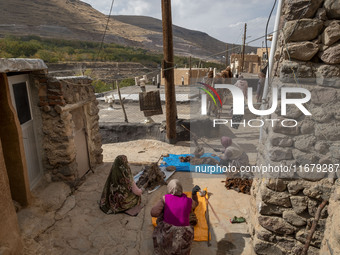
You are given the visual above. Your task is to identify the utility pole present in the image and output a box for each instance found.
[161,0,177,143]
[116,80,128,123]
[241,23,247,73]
[225,44,229,67]
[189,55,192,84]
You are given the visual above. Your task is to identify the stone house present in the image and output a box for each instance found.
[161,68,208,86]
[0,58,102,254]
[230,53,261,74]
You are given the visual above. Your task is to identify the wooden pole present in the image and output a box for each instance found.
[189,56,192,84]
[161,0,177,143]
[301,200,328,255]
[241,23,247,73]
[225,44,229,67]
[116,80,128,123]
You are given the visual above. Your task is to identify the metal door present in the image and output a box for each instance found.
[71,107,90,177]
[8,74,42,189]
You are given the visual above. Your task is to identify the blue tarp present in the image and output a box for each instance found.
[160,153,223,174]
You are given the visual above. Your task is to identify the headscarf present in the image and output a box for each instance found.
[99,155,140,214]
[221,136,232,148]
[167,179,183,196]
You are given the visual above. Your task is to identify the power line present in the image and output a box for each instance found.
[265,0,277,80]
[200,29,280,61]
[96,0,115,61]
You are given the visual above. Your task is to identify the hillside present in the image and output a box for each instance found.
[114,15,258,58]
[0,0,257,59]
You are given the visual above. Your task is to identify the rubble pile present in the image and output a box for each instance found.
[224,178,253,195]
[136,163,166,191]
[179,156,191,162]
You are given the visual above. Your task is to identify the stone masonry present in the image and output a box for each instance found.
[249,0,340,254]
[32,74,103,185]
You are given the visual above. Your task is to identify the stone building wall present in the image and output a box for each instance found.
[32,74,103,185]
[250,0,340,254]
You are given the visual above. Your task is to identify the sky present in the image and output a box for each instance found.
[82,0,278,47]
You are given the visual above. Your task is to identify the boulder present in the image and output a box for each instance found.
[314,141,330,155]
[296,229,324,248]
[293,241,321,255]
[308,198,328,218]
[256,224,276,242]
[270,134,294,147]
[273,120,300,136]
[315,8,327,21]
[303,179,334,200]
[324,0,340,19]
[287,180,307,195]
[290,196,308,214]
[330,143,340,159]
[322,21,340,46]
[284,0,324,20]
[319,154,333,165]
[294,135,317,152]
[319,43,340,65]
[284,19,323,42]
[283,104,304,119]
[310,107,333,123]
[253,237,284,255]
[258,201,287,216]
[292,149,319,165]
[285,42,319,61]
[260,186,292,208]
[276,236,297,252]
[269,147,293,161]
[258,215,296,235]
[265,178,287,192]
[315,123,340,141]
[280,61,314,84]
[315,64,340,87]
[300,120,315,135]
[311,88,337,105]
[283,210,307,227]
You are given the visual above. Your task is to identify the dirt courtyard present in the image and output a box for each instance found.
[20,143,255,255]
[19,84,261,254]
[20,128,259,254]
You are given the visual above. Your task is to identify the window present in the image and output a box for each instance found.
[12,82,32,124]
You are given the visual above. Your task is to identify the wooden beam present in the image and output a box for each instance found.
[161,0,177,143]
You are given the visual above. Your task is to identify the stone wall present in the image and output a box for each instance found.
[33,74,103,185]
[250,0,340,254]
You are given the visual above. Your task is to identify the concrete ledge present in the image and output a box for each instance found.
[0,58,47,73]
[99,118,236,144]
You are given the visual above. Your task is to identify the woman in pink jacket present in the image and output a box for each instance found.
[151,179,200,255]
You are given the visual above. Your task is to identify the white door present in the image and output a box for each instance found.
[71,107,90,177]
[8,74,42,190]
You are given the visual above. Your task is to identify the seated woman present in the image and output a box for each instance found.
[99,155,143,215]
[151,179,200,255]
[219,136,249,168]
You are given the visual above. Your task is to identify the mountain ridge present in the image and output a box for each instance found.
[0,0,258,60]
